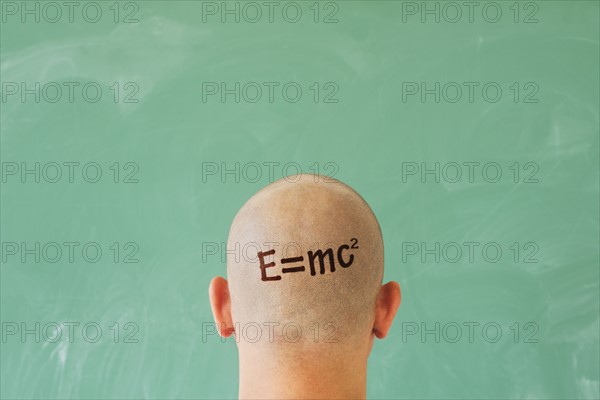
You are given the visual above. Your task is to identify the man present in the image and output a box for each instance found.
[209,174,401,399]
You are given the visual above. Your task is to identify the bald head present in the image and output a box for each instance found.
[226,174,384,348]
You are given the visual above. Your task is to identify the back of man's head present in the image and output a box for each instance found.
[225,174,385,352]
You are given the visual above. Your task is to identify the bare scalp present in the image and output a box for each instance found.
[227,174,384,348]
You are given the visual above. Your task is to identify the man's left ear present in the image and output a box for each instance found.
[208,276,235,337]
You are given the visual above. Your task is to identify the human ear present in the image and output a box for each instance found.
[208,276,235,338]
[372,281,401,339]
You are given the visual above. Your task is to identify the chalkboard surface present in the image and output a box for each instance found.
[1,1,598,399]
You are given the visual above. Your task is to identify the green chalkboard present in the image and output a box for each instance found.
[1,1,598,399]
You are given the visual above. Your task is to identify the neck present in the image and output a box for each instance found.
[238,346,368,399]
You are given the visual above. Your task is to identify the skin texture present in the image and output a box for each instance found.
[209,174,401,399]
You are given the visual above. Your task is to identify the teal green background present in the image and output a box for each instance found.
[1,1,599,399]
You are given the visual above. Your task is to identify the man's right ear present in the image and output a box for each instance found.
[372,281,401,339]
[208,276,235,338]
